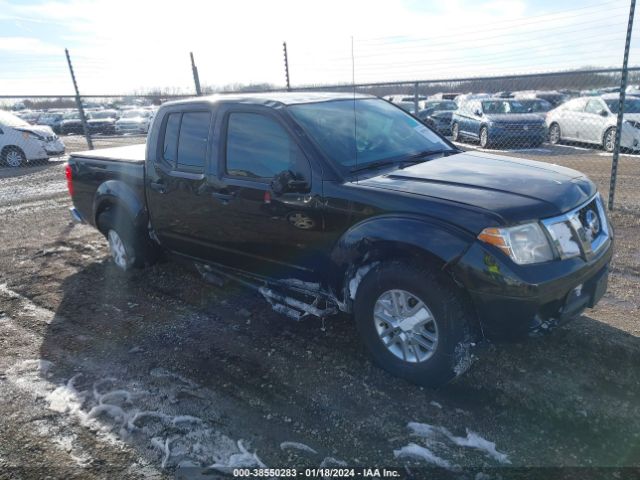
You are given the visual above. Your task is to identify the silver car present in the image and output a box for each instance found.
[546,94,640,152]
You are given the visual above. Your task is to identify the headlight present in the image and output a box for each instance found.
[478,222,554,265]
[625,120,640,130]
[29,133,45,141]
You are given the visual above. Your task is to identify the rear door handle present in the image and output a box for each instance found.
[211,191,236,204]
[149,181,166,194]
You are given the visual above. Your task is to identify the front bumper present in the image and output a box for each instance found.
[453,234,613,340]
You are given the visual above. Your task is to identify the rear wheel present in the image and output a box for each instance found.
[2,147,26,168]
[98,209,158,271]
[451,122,460,142]
[549,123,562,144]
[354,261,474,387]
[603,127,616,153]
[479,126,491,148]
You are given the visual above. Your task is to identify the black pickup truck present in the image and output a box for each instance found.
[66,92,613,387]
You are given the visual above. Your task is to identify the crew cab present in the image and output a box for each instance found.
[66,93,613,387]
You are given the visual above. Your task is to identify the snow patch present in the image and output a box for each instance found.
[207,440,267,473]
[280,441,318,455]
[393,443,454,470]
[348,262,379,300]
[447,430,511,464]
[407,422,510,464]
[320,457,348,467]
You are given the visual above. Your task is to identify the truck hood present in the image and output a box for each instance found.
[357,150,596,224]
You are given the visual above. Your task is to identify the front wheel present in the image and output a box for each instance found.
[354,261,474,387]
[479,126,491,149]
[549,123,562,145]
[603,127,616,153]
[2,147,26,168]
[451,122,461,142]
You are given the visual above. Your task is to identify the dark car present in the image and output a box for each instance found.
[66,92,612,387]
[87,110,118,135]
[59,112,84,135]
[452,98,548,148]
[417,100,458,135]
[38,112,65,133]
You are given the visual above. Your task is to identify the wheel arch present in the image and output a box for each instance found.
[93,180,148,233]
[328,215,475,313]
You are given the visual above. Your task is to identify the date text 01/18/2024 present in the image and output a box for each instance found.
[232,468,402,477]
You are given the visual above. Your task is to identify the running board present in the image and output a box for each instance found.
[194,262,338,321]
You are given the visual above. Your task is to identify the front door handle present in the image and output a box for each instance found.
[149,181,166,194]
[211,191,236,204]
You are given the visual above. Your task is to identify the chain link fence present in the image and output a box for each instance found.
[2,68,638,211]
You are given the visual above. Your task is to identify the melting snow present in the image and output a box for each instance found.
[407,422,510,465]
[280,441,318,455]
[393,443,454,470]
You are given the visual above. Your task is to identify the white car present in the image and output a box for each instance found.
[0,110,65,167]
[546,94,640,152]
[115,109,152,134]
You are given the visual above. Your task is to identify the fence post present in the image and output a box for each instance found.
[64,48,93,150]
[608,0,636,210]
[190,52,202,96]
[414,82,419,115]
[283,42,291,91]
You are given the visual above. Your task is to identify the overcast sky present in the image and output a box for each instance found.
[0,0,637,95]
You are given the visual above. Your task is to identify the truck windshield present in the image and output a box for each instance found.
[288,98,451,170]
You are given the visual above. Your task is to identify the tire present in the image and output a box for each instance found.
[354,261,474,388]
[603,127,616,153]
[479,126,490,149]
[97,209,158,271]
[549,123,562,145]
[1,146,26,168]
[451,122,460,142]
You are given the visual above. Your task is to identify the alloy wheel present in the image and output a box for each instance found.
[373,289,439,363]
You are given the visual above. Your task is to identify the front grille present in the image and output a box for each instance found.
[542,195,610,260]
[499,124,543,131]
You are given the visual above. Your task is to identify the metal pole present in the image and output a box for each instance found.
[64,48,93,150]
[414,82,420,115]
[190,52,202,96]
[283,42,291,91]
[608,0,636,210]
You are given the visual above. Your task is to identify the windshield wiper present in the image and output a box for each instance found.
[349,149,459,173]
[349,159,400,173]
[404,148,459,161]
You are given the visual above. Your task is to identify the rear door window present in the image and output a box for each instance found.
[177,112,211,170]
[585,99,604,114]
[162,113,181,165]
[160,111,211,172]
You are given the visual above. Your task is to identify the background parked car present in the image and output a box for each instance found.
[38,112,65,133]
[451,98,547,148]
[417,100,458,135]
[546,94,640,152]
[59,112,84,135]
[87,109,119,135]
[0,110,65,167]
[514,90,567,107]
[513,98,554,119]
[115,109,152,134]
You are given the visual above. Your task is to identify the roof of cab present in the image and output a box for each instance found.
[163,91,376,108]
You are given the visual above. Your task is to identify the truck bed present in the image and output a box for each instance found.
[70,143,146,164]
[68,143,146,227]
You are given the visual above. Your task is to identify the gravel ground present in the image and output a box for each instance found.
[0,141,639,479]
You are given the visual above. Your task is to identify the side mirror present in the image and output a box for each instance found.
[599,109,608,117]
[474,109,483,116]
[271,170,309,195]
